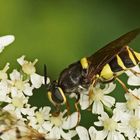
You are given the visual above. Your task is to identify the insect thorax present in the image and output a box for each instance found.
[58,59,92,94]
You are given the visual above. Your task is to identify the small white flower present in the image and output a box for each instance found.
[9,69,34,96]
[0,35,15,53]
[28,108,78,139]
[16,56,46,89]
[17,55,50,89]
[115,88,140,116]
[17,55,38,75]
[94,112,125,140]
[125,65,140,86]
[28,106,51,130]
[3,89,29,119]
[119,107,140,139]
[80,83,116,114]
[47,111,77,140]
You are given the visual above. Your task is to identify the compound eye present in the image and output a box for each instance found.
[50,87,66,104]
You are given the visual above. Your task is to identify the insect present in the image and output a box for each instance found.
[0,110,48,140]
[44,28,140,116]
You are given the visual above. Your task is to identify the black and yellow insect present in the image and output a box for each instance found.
[44,28,140,115]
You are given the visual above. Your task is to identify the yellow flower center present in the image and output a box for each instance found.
[12,97,24,108]
[129,116,140,129]
[50,115,63,127]
[126,96,139,110]
[104,118,118,131]
[22,63,36,75]
[36,112,44,124]
[14,80,24,90]
[92,89,103,101]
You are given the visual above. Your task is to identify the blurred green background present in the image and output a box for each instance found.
[0,0,140,134]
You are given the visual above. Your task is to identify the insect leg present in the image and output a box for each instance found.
[66,100,71,116]
[129,68,140,76]
[116,77,140,100]
[51,104,61,117]
[115,77,129,93]
[74,93,80,125]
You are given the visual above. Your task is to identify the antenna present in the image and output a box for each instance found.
[44,64,51,90]
[44,64,47,85]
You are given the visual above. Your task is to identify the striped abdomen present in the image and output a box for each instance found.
[100,46,140,80]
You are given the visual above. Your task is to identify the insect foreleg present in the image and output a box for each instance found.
[66,100,70,116]
[74,92,80,125]
[51,104,61,117]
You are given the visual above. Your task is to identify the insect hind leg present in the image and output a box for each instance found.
[116,77,140,100]
[129,68,140,76]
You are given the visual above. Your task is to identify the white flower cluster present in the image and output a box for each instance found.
[0,35,78,140]
[0,35,140,140]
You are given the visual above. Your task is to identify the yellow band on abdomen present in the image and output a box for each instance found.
[116,55,126,69]
[134,51,140,62]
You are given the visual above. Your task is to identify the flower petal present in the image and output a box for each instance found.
[60,129,77,140]
[0,35,15,53]
[80,94,91,110]
[23,83,33,96]
[125,66,140,86]
[43,121,53,131]
[102,95,115,107]
[10,69,20,81]
[127,75,140,86]
[107,131,125,140]
[30,73,44,88]
[49,126,61,139]
[62,112,79,130]
[17,55,25,65]
[89,127,106,140]
[102,83,116,95]
[92,101,104,114]
[76,126,90,140]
